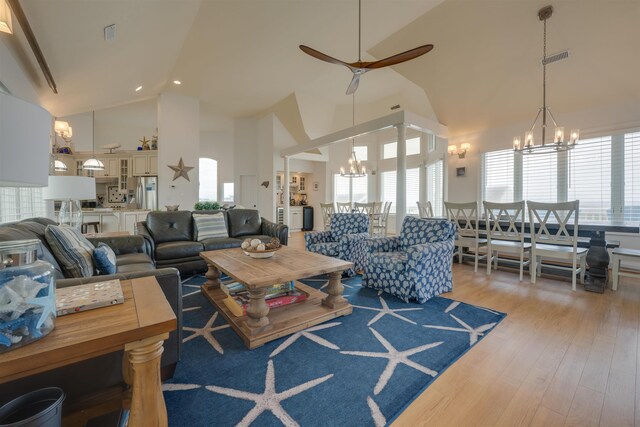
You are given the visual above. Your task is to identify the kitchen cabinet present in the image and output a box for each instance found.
[290,207,303,231]
[121,211,149,235]
[100,213,120,233]
[118,158,130,192]
[132,154,157,176]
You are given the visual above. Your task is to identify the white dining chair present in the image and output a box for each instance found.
[528,200,587,291]
[320,203,335,231]
[372,202,392,237]
[484,200,531,281]
[417,201,434,218]
[611,248,640,291]
[336,202,352,213]
[445,201,488,272]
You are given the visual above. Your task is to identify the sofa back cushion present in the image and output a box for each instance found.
[399,217,456,251]
[329,213,369,241]
[146,211,193,243]
[226,209,261,237]
[193,213,228,241]
[45,225,95,278]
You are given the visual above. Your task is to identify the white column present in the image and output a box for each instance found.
[396,124,407,234]
[283,156,290,234]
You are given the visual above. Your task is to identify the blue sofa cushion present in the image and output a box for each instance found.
[93,242,117,275]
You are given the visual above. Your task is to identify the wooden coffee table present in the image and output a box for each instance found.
[200,246,353,349]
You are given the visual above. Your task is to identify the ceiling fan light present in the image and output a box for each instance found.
[83,157,105,171]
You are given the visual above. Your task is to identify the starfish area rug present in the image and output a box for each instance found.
[164,274,505,426]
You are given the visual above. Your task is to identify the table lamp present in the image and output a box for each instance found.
[43,176,96,229]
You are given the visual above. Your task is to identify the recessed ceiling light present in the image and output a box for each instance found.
[135,86,142,92]
[173,80,181,85]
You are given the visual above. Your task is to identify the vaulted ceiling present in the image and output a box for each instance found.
[7,0,640,138]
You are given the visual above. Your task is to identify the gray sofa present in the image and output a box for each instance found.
[138,209,288,277]
[0,218,182,410]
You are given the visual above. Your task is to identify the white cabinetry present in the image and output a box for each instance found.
[290,207,303,231]
[120,211,149,235]
[132,154,157,176]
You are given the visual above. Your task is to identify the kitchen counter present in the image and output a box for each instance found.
[54,209,151,235]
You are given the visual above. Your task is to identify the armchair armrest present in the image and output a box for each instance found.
[406,240,455,263]
[136,221,155,259]
[260,217,289,245]
[366,236,400,253]
[305,230,332,247]
[87,235,147,256]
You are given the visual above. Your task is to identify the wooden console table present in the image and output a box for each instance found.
[0,276,176,426]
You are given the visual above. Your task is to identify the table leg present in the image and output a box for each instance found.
[322,271,348,309]
[123,335,168,427]
[204,263,222,291]
[584,230,609,294]
[244,287,271,336]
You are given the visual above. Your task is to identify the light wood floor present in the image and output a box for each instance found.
[289,232,640,426]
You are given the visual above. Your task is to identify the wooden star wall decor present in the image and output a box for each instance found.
[168,158,194,181]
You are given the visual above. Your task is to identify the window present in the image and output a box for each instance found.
[333,174,367,203]
[567,136,611,221]
[522,152,557,203]
[381,169,421,215]
[0,188,48,224]
[481,149,514,203]
[382,137,421,159]
[625,132,640,222]
[222,182,234,202]
[198,158,217,201]
[427,160,444,216]
[353,146,367,161]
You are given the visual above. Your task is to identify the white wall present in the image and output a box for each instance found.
[0,38,40,105]
[157,92,199,209]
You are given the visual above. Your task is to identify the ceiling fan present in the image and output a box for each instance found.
[299,0,433,95]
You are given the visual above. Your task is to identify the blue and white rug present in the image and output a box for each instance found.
[164,274,505,426]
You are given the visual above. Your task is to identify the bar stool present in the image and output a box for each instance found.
[81,221,100,234]
[611,248,640,291]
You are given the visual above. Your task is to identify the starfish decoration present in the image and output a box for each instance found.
[163,383,201,392]
[183,311,230,354]
[27,280,56,328]
[270,322,341,357]
[206,359,333,426]
[319,281,354,290]
[0,276,47,320]
[367,396,386,427]
[182,284,201,298]
[341,327,442,395]
[423,314,497,346]
[352,296,423,327]
[168,157,194,182]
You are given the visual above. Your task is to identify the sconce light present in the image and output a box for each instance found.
[448,143,471,159]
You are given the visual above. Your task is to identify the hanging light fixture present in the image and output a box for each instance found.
[82,111,105,171]
[340,94,366,178]
[53,160,67,172]
[513,5,579,154]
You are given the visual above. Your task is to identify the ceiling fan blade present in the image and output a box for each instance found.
[346,74,360,95]
[366,44,434,69]
[299,45,354,69]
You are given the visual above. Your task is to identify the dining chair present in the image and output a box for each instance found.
[336,202,352,213]
[354,202,375,235]
[528,200,587,291]
[319,202,335,231]
[611,248,640,291]
[484,200,531,281]
[445,201,488,272]
[372,202,392,237]
[417,201,434,218]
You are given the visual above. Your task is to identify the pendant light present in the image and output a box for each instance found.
[83,111,105,171]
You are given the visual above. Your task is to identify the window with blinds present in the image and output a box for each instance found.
[334,174,350,203]
[381,171,397,213]
[334,174,367,203]
[567,136,611,221]
[427,160,444,216]
[625,132,640,222]
[351,175,368,203]
[406,168,420,214]
[0,188,48,224]
[522,152,557,203]
[381,137,421,159]
[481,149,514,203]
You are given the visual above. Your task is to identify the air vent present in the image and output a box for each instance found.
[542,50,570,65]
[104,24,116,41]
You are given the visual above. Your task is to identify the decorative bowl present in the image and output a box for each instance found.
[243,247,279,259]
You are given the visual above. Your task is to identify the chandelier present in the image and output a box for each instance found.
[513,5,579,154]
[340,94,366,178]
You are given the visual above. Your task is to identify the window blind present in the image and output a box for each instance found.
[427,160,444,216]
[351,175,368,203]
[481,149,514,203]
[0,187,47,224]
[625,132,640,222]
[334,174,367,203]
[406,168,420,214]
[522,152,557,203]
[566,136,612,221]
[381,171,397,213]
[334,174,350,203]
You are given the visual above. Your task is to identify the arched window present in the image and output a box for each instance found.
[199,157,218,201]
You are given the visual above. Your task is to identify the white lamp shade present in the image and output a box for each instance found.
[53,160,68,172]
[0,92,51,187]
[82,157,105,171]
[43,176,96,200]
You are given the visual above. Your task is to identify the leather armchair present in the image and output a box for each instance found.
[363,217,456,303]
[305,213,369,276]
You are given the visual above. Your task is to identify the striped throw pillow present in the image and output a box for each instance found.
[44,225,95,278]
[194,213,228,241]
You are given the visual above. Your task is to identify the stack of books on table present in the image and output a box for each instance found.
[221,281,307,317]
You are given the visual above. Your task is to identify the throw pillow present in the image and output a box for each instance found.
[44,225,95,278]
[194,213,228,241]
[93,243,117,275]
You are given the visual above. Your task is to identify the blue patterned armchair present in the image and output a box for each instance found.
[363,217,456,303]
[305,213,370,276]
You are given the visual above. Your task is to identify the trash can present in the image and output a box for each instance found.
[0,388,64,427]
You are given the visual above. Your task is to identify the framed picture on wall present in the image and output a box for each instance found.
[456,167,466,177]
[313,181,319,191]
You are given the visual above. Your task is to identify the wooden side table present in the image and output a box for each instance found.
[0,276,176,426]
